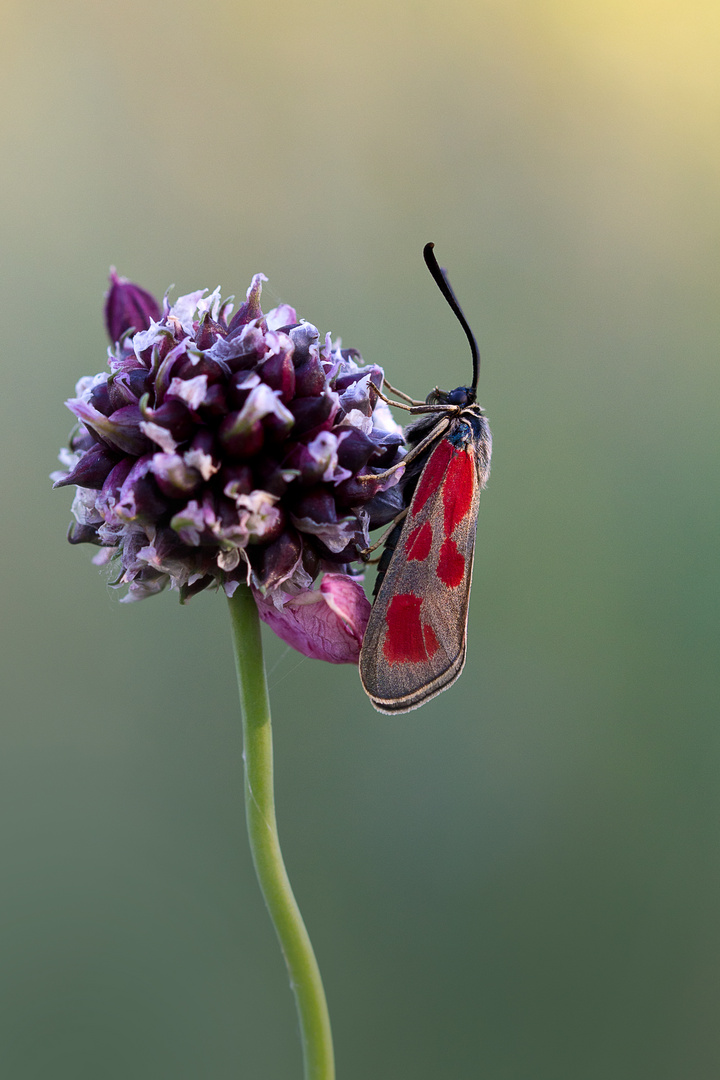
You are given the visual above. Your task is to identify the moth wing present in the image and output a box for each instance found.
[360,436,482,714]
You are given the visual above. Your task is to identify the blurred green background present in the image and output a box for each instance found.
[2,0,719,1076]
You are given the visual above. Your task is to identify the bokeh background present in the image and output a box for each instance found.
[2,1,719,1076]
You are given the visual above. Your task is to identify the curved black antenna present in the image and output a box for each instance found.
[423,242,480,395]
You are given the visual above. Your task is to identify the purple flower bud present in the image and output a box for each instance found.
[152,340,192,405]
[362,482,406,528]
[335,427,379,473]
[123,368,151,400]
[228,371,261,409]
[221,381,295,456]
[335,460,406,508]
[179,574,216,603]
[141,399,195,444]
[291,512,363,560]
[53,445,120,490]
[333,363,384,395]
[283,430,349,486]
[209,325,266,372]
[107,372,145,411]
[248,502,285,546]
[121,566,167,601]
[312,538,360,564]
[293,488,337,525]
[88,380,114,416]
[252,459,295,497]
[294,353,327,397]
[301,544,321,580]
[227,273,267,334]
[67,400,152,457]
[151,453,202,498]
[261,409,294,444]
[199,383,228,417]
[289,394,335,437]
[104,269,161,344]
[371,431,405,468]
[172,352,226,386]
[185,429,218,470]
[220,462,254,497]
[219,414,265,458]
[70,428,96,453]
[287,323,319,365]
[170,494,225,548]
[255,529,303,590]
[337,371,383,418]
[95,457,134,526]
[102,457,135,494]
[194,312,226,351]
[284,443,326,486]
[259,349,296,402]
[67,522,103,545]
[116,456,167,524]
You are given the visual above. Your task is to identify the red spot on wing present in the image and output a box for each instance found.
[423,623,439,655]
[412,438,454,514]
[383,593,440,664]
[437,537,466,588]
[442,450,474,537]
[406,521,433,561]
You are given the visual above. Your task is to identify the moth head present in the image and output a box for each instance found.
[425,385,476,407]
[445,385,476,407]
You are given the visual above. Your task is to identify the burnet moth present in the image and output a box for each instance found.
[359,243,492,714]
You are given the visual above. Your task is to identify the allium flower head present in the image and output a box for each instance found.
[53,270,406,661]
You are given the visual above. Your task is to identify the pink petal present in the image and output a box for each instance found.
[265,303,298,331]
[252,573,371,664]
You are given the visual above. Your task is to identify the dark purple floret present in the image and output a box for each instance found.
[104,269,162,343]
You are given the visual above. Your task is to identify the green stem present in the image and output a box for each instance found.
[227,585,335,1080]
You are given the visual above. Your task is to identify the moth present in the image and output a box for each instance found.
[359,243,492,714]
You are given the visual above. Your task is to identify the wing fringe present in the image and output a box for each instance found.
[362,644,467,714]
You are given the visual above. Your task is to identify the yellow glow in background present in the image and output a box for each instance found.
[1,1,719,1077]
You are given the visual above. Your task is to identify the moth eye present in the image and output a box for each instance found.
[446,387,470,406]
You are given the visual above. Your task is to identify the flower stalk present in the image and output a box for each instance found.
[227,584,335,1080]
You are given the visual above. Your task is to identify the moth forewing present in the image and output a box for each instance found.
[359,410,490,714]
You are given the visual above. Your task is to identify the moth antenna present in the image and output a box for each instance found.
[423,242,480,395]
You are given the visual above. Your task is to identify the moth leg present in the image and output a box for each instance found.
[407,403,457,415]
[357,460,405,484]
[374,384,458,414]
[381,377,425,407]
[374,383,458,417]
[357,416,452,482]
[372,384,417,413]
[359,508,409,559]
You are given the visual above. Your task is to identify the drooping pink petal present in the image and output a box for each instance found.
[252,573,371,664]
[319,574,371,643]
